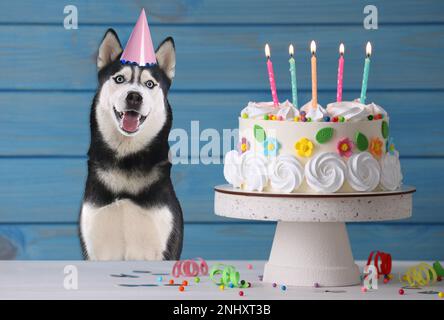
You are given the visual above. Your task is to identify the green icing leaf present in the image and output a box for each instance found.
[381,121,389,139]
[254,125,266,143]
[315,127,334,144]
[355,132,369,151]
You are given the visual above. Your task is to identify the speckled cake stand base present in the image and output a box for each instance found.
[214,185,415,287]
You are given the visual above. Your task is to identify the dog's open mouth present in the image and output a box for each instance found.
[113,107,147,134]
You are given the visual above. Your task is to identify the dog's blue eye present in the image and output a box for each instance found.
[114,75,125,84]
[145,80,156,89]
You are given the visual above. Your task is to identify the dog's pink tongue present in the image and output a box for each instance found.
[122,112,140,132]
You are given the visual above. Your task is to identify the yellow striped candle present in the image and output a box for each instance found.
[310,41,317,109]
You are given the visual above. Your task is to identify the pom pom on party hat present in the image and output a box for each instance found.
[120,8,157,66]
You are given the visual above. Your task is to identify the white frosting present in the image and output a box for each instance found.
[326,101,370,122]
[305,152,346,192]
[223,150,243,188]
[241,151,268,191]
[380,151,403,191]
[241,100,299,120]
[346,152,380,191]
[267,155,304,193]
[365,102,388,117]
[300,100,327,121]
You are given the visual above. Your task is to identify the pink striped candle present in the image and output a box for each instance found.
[336,43,345,102]
[265,44,279,107]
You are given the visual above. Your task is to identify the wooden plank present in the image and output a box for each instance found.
[0,0,442,24]
[0,223,443,260]
[1,91,443,157]
[0,158,441,223]
[1,25,443,90]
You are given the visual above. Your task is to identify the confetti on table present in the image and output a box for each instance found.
[209,264,249,288]
[418,291,440,295]
[325,290,347,293]
[400,262,437,287]
[172,257,209,278]
[401,286,422,290]
[366,250,392,276]
[117,284,158,287]
[110,274,139,278]
[433,261,444,276]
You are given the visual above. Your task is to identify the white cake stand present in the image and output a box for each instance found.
[214,185,415,287]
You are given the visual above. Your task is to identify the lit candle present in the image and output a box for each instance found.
[289,44,298,108]
[360,42,372,104]
[265,44,279,107]
[310,40,317,109]
[336,43,345,102]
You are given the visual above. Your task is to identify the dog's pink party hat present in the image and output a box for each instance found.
[120,9,157,66]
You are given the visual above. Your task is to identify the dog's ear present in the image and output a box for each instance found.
[97,29,122,71]
[156,37,176,81]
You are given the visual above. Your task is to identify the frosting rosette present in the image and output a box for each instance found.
[346,152,380,191]
[241,100,298,120]
[305,152,347,192]
[300,100,327,121]
[380,151,403,191]
[267,154,304,193]
[326,101,370,122]
[223,150,243,188]
[241,151,268,191]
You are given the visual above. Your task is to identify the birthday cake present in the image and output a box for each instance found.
[223,42,402,194]
[223,99,402,193]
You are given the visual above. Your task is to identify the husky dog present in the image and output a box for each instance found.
[79,29,183,260]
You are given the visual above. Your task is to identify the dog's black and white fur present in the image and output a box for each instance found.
[79,29,183,260]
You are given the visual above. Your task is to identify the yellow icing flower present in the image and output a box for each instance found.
[295,137,314,157]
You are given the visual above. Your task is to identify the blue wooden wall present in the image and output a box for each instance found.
[0,0,443,260]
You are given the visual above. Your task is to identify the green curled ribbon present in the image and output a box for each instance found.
[210,264,248,288]
[433,261,444,277]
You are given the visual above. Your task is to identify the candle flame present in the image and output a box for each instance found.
[265,44,271,58]
[310,40,316,55]
[289,44,294,56]
[339,43,345,55]
[366,42,372,57]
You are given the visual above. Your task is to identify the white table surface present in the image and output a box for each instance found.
[0,260,442,300]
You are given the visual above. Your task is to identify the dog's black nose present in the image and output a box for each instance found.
[126,91,143,107]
